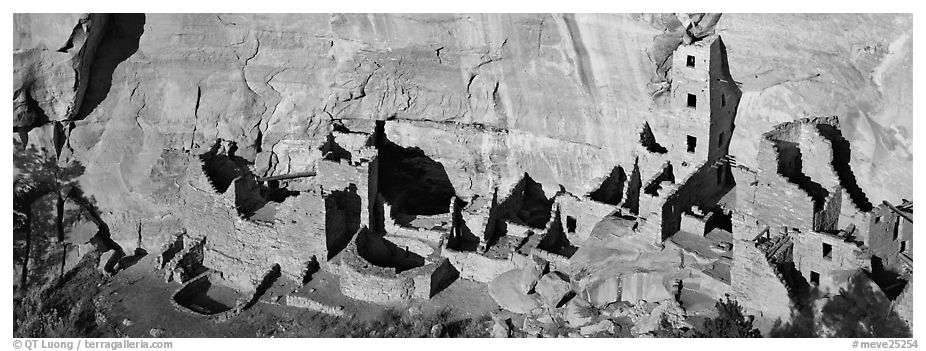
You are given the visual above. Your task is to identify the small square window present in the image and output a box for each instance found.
[687,135,697,153]
[810,271,820,285]
[686,55,695,68]
[823,243,833,260]
[687,94,697,108]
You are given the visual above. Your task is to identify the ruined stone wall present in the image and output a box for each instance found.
[441,245,517,283]
[798,123,840,191]
[730,238,792,322]
[814,187,843,233]
[334,235,451,304]
[680,212,709,235]
[177,165,329,290]
[315,157,377,229]
[792,231,869,292]
[754,137,816,231]
[658,163,728,240]
[868,203,912,267]
[840,189,872,243]
[382,208,444,258]
[336,259,415,305]
[892,278,913,328]
[555,194,614,244]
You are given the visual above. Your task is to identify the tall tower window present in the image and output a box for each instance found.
[686,135,696,153]
[687,94,697,108]
[686,55,695,68]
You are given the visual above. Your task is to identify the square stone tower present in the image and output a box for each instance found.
[669,35,741,166]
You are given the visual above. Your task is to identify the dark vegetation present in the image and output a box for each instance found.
[14,252,105,338]
[654,296,761,338]
[769,272,911,338]
[255,308,492,338]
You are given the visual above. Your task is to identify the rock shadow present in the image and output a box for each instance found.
[74,14,145,120]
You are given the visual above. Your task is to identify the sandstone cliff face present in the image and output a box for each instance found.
[13,13,912,252]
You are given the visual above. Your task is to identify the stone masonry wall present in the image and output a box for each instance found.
[792,230,869,292]
[754,137,816,231]
[731,238,792,322]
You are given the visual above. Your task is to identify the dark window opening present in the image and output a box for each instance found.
[687,94,697,108]
[721,94,726,107]
[900,241,908,254]
[566,216,577,233]
[687,135,697,153]
[823,243,833,260]
[686,55,695,68]
[875,216,881,223]
[810,271,820,285]
[718,132,725,148]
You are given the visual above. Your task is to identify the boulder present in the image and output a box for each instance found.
[489,269,542,313]
[430,324,444,338]
[518,256,548,294]
[149,328,166,338]
[620,272,672,303]
[582,276,620,307]
[521,315,544,337]
[491,317,512,338]
[535,271,572,307]
[631,300,689,336]
[580,319,616,336]
[563,296,596,327]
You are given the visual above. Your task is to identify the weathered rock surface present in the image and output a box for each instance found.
[581,276,620,307]
[563,296,596,327]
[620,272,672,304]
[488,269,541,313]
[491,316,512,338]
[518,256,548,294]
[629,300,689,336]
[535,271,572,307]
[579,319,616,336]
